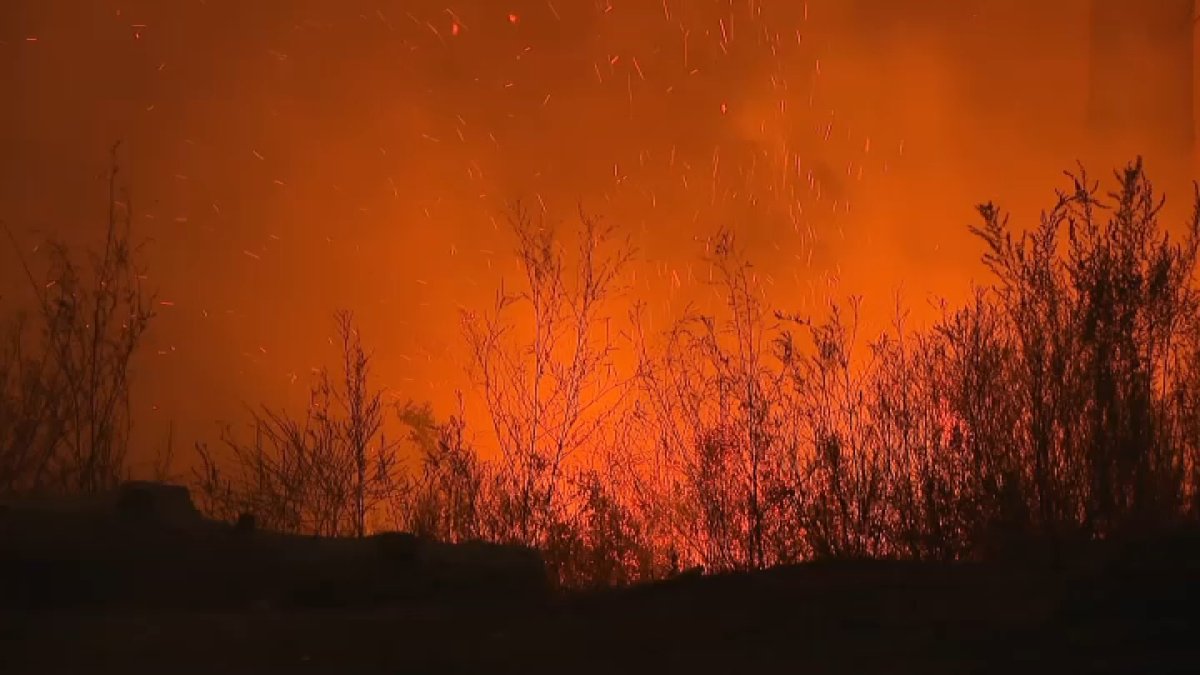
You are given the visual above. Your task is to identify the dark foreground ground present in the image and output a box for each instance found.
[4,549,1199,675]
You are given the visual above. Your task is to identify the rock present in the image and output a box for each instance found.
[113,481,202,527]
[235,512,257,534]
[374,531,421,566]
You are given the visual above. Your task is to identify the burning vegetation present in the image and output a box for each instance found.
[4,155,1200,590]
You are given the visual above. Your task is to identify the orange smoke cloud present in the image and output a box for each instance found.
[0,0,1194,467]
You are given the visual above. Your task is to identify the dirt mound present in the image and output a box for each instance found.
[0,482,546,610]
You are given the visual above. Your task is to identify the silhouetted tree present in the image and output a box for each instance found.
[397,397,487,543]
[0,143,153,495]
[462,204,634,557]
[971,159,1200,544]
[194,311,399,536]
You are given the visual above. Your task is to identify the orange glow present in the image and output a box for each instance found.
[0,0,1195,469]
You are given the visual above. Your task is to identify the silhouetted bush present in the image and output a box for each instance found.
[623,158,1200,573]
[0,144,154,496]
[968,159,1200,544]
[193,311,401,537]
[396,398,487,543]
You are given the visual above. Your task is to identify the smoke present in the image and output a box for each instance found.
[0,0,1193,463]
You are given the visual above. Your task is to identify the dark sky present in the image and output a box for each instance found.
[1,1,1194,467]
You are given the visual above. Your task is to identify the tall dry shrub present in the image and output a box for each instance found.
[633,231,813,571]
[397,398,487,543]
[462,204,634,554]
[194,311,400,536]
[0,144,154,495]
[778,301,895,560]
[971,159,1200,542]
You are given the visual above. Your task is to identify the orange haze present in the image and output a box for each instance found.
[1,0,1196,468]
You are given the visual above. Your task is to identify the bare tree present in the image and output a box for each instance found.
[194,311,399,536]
[396,396,487,543]
[0,142,154,495]
[631,230,805,571]
[337,310,385,538]
[462,204,634,551]
[971,159,1200,542]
